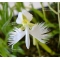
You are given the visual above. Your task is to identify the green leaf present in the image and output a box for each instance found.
[37,40,56,55]
[1,7,13,34]
[0,38,11,57]
[13,47,25,55]
[2,2,8,22]
[32,8,56,28]
[15,2,25,11]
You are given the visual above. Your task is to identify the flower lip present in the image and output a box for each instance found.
[8,27,25,46]
[30,23,50,43]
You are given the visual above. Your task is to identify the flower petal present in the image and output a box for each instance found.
[30,23,50,43]
[16,12,23,24]
[25,26,30,49]
[8,27,25,46]
[22,9,33,21]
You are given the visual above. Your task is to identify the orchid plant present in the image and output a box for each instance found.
[8,9,50,49]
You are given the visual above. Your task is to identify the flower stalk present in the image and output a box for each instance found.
[58,2,60,48]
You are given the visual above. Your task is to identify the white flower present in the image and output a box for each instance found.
[8,9,50,49]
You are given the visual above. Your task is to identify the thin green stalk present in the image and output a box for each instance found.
[37,40,56,55]
[33,37,36,45]
[36,42,41,56]
[35,39,41,56]
[33,38,41,56]
[58,2,60,47]
[48,2,58,15]
[40,2,49,23]
[39,3,57,28]
[32,8,57,28]
[40,3,46,20]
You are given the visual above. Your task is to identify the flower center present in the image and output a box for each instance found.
[22,19,29,26]
[21,15,35,30]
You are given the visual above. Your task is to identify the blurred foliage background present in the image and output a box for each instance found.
[0,2,59,57]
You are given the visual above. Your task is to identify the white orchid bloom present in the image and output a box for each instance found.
[8,9,50,49]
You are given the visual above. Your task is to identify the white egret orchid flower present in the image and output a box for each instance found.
[8,9,50,49]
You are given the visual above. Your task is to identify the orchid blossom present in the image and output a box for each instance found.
[8,9,50,49]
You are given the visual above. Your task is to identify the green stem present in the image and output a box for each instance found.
[40,2,49,23]
[40,2,46,20]
[35,39,41,56]
[48,2,58,15]
[37,39,56,55]
[33,37,36,45]
[58,2,60,47]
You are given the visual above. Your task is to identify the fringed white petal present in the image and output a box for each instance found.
[16,12,23,24]
[25,26,30,49]
[30,23,49,43]
[22,9,33,21]
[8,27,25,46]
